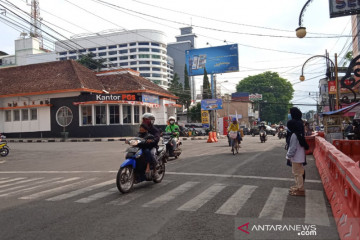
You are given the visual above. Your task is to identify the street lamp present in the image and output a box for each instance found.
[295,0,314,38]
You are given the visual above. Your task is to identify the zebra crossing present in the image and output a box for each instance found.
[0,176,331,226]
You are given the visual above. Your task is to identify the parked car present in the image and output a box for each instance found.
[265,125,276,136]
[250,127,259,136]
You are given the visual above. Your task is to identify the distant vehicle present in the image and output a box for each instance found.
[185,123,207,136]
[265,125,276,136]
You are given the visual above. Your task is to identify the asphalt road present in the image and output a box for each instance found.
[0,135,339,240]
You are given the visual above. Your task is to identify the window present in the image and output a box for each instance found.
[98,52,106,57]
[5,110,11,122]
[140,73,151,77]
[59,57,67,61]
[69,56,77,60]
[123,105,132,124]
[13,110,20,121]
[81,106,92,125]
[139,67,150,71]
[131,67,137,71]
[69,50,76,54]
[130,55,136,59]
[142,106,146,115]
[119,49,128,54]
[134,106,140,123]
[139,61,150,64]
[120,62,128,66]
[130,48,137,53]
[152,67,161,71]
[89,48,96,51]
[152,55,160,59]
[138,48,149,52]
[109,45,117,49]
[98,46,106,51]
[153,73,161,78]
[130,61,137,65]
[119,44,127,48]
[30,108,37,120]
[152,61,161,65]
[109,105,120,124]
[56,106,73,127]
[147,107,151,112]
[151,48,161,53]
[138,42,149,45]
[79,49,86,53]
[59,52,67,55]
[95,105,107,125]
[109,63,118,67]
[139,54,150,59]
[151,42,160,46]
[109,51,117,55]
[109,57,117,61]
[129,42,136,46]
[119,56,128,60]
[22,109,29,121]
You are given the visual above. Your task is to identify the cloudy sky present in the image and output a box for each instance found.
[0,0,353,113]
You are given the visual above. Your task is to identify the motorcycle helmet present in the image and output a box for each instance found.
[169,116,176,121]
[232,117,237,122]
[142,112,155,125]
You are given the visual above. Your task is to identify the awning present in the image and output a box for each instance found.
[322,102,360,116]
[73,100,160,108]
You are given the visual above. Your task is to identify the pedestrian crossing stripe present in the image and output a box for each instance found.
[0,177,331,226]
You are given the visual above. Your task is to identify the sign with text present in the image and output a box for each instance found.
[329,0,360,18]
[201,111,210,128]
[201,99,223,110]
[142,94,159,104]
[328,80,359,94]
[93,94,139,101]
[185,44,239,76]
[249,93,263,101]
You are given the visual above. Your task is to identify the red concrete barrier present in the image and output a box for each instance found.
[305,135,315,155]
[333,140,360,163]
[314,136,360,240]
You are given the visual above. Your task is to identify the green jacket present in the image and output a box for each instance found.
[165,124,180,137]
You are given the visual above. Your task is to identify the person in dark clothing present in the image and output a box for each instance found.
[353,120,360,140]
[137,124,157,177]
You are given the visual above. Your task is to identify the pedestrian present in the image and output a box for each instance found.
[286,107,309,196]
[304,122,312,136]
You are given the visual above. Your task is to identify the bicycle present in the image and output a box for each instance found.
[229,131,240,155]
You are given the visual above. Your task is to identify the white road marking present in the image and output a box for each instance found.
[215,185,257,215]
[259,187,289,221]
[0,178,61,194]
[19,178,97,200]
[178,184,226,212]
[46,179,114,201]
[142,181,199,208]
[305,189,330,226]
[0,178,26,184]
[0,178,79,197]
[75,187,118,203]
[0,178,44,189]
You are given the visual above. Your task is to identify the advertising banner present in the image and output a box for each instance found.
[249,93,263,101]
[201,99,223,110]
[231,92,249,101]
[328,80,359,94]
[201,111,210,128]
[185,44,239,76]
[142,94,159,104]
[329,0,360,18]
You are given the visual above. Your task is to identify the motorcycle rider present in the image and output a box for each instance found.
[259,122,267,141]
[227,118,242,149]
[278,122,285,138]
[165,116,180,157]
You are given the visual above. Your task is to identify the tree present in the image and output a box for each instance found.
[189,102,201,122]
[202,68,211,99]
[236,71,294,123]
[183,64,191,110]
[77,53,106,72]
[342,51,353,67]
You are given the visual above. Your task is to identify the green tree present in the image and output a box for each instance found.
[183,64,191,110]
[342,51,353,67]
[202,68,211,99]
[236,71,294,123]
[77,53,106,72]
[189,102,201,122]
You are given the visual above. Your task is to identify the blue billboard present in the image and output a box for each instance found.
[185,44,239,76]
[201,99,223,111]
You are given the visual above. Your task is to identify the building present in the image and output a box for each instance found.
[55,29,173,89]
[0,60,179,138]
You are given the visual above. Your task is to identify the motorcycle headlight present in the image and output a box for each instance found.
[135,149,142,158]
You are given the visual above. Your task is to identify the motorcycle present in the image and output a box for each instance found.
[162,132,182,159]
[259,130,267,143]
[116,138,166,193]
[0,142,9,157]
[278,129,286,139]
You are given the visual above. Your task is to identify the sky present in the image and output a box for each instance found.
[0,0,353,113]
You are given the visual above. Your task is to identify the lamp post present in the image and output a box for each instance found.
[300,54,340,110]
[295,0,314,38]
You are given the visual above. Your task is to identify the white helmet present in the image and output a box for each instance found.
[142,112,155,120]
[168,116,176,121]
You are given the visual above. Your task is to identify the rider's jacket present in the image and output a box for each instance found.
[165,124,180,138]
[228,123,240,132]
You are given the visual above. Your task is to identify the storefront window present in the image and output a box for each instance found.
[142,106,146,115]
[30,108,37,120]
[13,110,20,121]
[109,105,120,124]
[81,106,92,125]
[56,106,73,127]
[5,110,11,122]
[123,105,132,124]
[134,106,140,123]
[22,109,29,121]
[95,105,107,125]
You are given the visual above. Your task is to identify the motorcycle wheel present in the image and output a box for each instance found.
[0,147,9,157]
[116,166,134,193]
[153,161,165,183]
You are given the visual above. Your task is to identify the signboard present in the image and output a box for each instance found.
[231,92,249,101]
[201,99,223,110]
[329,0,360,18]
[142,94,159,104]
[249,93,263,101]
[328,80,360,94]
[201,111,210,128]
[88,94,140,101]
[185,44,239,76]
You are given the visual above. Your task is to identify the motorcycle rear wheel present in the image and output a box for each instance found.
[116,166,134,193]
[153,162,165,183]
[0,147,9,157]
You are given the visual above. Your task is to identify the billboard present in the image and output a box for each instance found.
[231,92,249,101]
[329,0,360,18]
[249,93,263,101]
[201,99,223,110]
[185,44,239,76]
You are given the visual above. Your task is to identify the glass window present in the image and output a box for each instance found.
[151,48,161,53]
[56,106,73,127]
[130,48,137,53]
[95,105,107,125]
[119,44,127,48]
[131,67,137,71]
[152,55,160,59]
[129,42,136,46]
[79,49,86,53]
[98,52,106,57]
[5,110,11,122]
[138,42,149,45]
[152,61,161,65]
[119,49,128,54]
[13,109,20,121]
[81,106,92,125]
[130,61,137,65]
[59,57,67,61]
[109,105,120,124]
[22,109,29,121]
[139,61,150,64]
[139,54,150,59]
[109,45,117,49]
[69,50,76,54]
[120,56,128,60]
[109,63,118,67]
[59,52,67,55]
[109,57,117,61]
[140,73,151,78]
[139,48,149,52]
[153,73,161,78]
[151,42,160,46]
[147,107,151,112]
[109,51,117,55]
[30,108,37,120]
[142,106,146,115]
[89,48,96,51]
[69,56,77,60]
[98,46,106,51]
[134,106,140,123]
[120,62,128,66]
[123,105,132,124]
[152,67,161,71]
[130,55,137,59]
[139,67,150,71]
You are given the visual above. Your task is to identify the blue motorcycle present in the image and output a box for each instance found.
[116,138,166,193]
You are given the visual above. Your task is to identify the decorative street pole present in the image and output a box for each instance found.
[296,0,314,38]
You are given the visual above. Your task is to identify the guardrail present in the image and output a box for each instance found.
[313,136,360,239]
